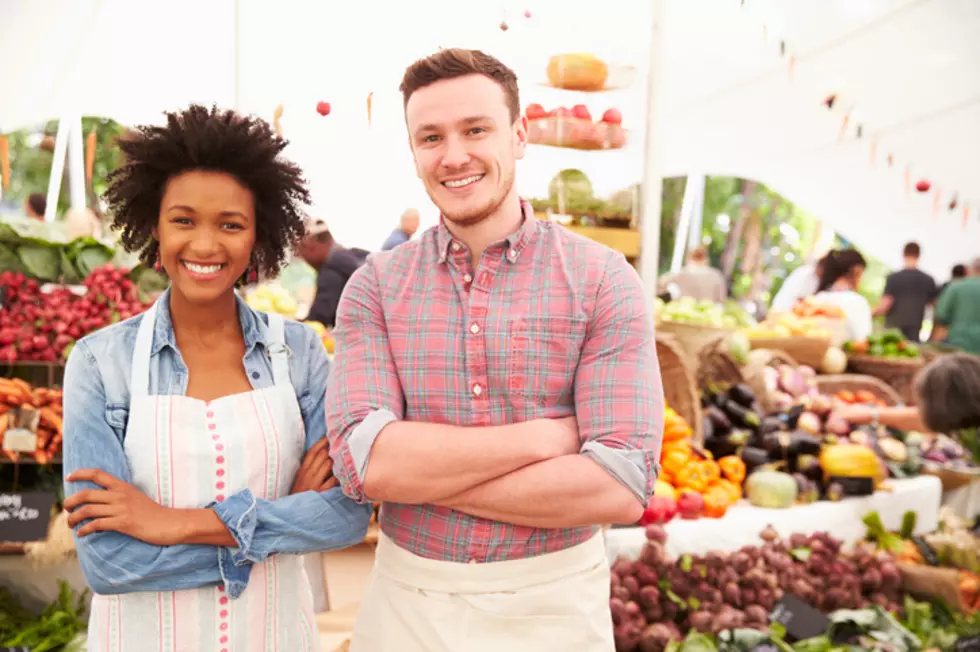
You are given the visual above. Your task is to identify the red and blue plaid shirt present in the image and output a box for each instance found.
[326,200,663,563]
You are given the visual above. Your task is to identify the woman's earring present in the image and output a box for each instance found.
[154,256,162,273]
[246,260,259,284]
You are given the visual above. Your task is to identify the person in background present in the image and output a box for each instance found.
[837,352,980,434]
[25,192,46,220]
[659,245,727,302]
[327,48,662,651]
[933,257,980,355]
[873,242,937,342]
[938,263,968,297]
[770,251,831,313]
[812,248,872,342]
[381,207,421,251]
[297,218,368,328]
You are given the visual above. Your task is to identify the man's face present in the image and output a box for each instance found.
[405,74,527,227]
[298,236,330,269]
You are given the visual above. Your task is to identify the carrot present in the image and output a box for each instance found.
[39,407,62,433]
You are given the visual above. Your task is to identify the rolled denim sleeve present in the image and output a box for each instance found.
[62,341,251,597]
[325,259,406,503]
[211,326,373,565]
[576,253,664,506]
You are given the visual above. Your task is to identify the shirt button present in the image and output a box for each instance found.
[470,323,480,334]
[463,273,472,283]
[472,383,483,396]
[452,242,462,251]
[251,371,260,380]
[507,249,517,261]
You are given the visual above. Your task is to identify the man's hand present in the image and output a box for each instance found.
[290,438,339,494]
[65,469,190,545]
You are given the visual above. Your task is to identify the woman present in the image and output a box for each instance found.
[61,105,373,651]
[812,248,873,342]
[838,352,980,433]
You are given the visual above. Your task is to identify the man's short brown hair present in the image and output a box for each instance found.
[400,48,521,123]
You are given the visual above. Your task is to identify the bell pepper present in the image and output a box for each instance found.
[718,456,746,484]
[699,459,721,485]
[662,449,691,477]
[712,479,743,505]
[702,492,729,519]
[675,460,719,493]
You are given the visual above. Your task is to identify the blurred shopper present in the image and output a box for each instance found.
[770,251,831,313]
[25,193,46,220]
[813,248,872,341]
[873,242,937,342]
[298,218,368,328]
[381,207,421,251]
[660,245,727,302]
[934,257,980,355]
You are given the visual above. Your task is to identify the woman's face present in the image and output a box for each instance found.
[850,264,865,288]
[156,170,256,305]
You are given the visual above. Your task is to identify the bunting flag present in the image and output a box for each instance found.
[366,92,374,128]
[870,139,877,167]
[964,204,970,230]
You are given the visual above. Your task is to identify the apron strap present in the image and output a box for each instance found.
[130,300,158,398]
[265,313,292,387]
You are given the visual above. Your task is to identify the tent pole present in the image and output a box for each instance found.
[639,0,665,293]
[44,119,71,222]
[68,116,86,212]
[688,175,705,252]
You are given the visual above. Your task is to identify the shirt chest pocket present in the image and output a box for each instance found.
[507,315,587,411]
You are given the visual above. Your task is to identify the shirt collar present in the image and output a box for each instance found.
[436,199,537,264]
[150,287,268,357]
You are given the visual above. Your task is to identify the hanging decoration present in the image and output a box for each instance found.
[499,21,509,31]
[524,9,532,18]
[824,94,837,110]
[779,40,786,56]
[905,166,912,194]
[316,101,331,116]
[855,125,863,139]
[887,153,894,167]
[366,92,374,128]
[964,205,970,230]
[837,112,850,143]
[870,139,877,166]
[0,134,9,192]
[932,187,941,216]
[85,128,96,183]
[948,194,958,211]
[916,179,931,193]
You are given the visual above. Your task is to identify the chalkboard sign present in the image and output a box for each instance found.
[955,634,980,651]
[770,594,829,642]
[0,492,55,543]
[911,535,941,566]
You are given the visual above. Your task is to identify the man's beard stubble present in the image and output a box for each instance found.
[430,167,516,228]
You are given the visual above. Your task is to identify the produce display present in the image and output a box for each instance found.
[525,103,627,150]
[642,404,745,523]
[0,216,115,284]
[790,297,845,320]
[844,329,922,359]
[244,282,299,317]
[656,297,755,330]
[0,378,63,464]
[545,53,611,91]
[0,265,152,362]
[740,311,834,341]
[0,581,87,651]
[610,525,907,648]
[528,170,636,222]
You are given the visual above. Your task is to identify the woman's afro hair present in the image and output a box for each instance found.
[104,104,311,277]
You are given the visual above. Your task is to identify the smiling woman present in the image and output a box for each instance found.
[60,105,373,651]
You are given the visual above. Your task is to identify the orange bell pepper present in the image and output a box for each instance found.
[675,464,708,492]
[712,479,743,505]
[703,492,728,518]
[699,460,721,485]
[718,456,746,484]
[662,449,691,477]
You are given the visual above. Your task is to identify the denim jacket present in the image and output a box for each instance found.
[62,290,373,598]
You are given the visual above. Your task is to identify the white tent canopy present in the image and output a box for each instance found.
[1,0,977,279]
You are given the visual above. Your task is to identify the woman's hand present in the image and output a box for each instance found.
[835,404,876,425]
[65,469,189,545]
[290,437,339,495]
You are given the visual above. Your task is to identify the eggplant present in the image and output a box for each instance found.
[759,416,785,435]
[702,416,715,442]
[783,404,805,430]
[727,383,757,408]
[793,454,824,484]
[740,446,771,472]
[722,400,761,429]
[705,405,732,433]
[760,431,788,459]
[785,431,822,457]
[704,429,750,459]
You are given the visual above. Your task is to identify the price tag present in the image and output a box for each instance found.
[2,406,40,453]
[0,492,55,543]
[912,535,941,566]
[770,594,829,642]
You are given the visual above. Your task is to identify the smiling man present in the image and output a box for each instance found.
[326,48,664,652]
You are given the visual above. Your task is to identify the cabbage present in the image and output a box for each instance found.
[16,244,61,281]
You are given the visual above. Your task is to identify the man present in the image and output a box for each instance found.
[380,207,421,250]
[658,246,727,302]
[297,218,368,328]
[873,242,937,342]
[770,252,830,313]
[934,257,980,355]
[938,263,968,298]
[326,48,662,652]
[25,193,46,220]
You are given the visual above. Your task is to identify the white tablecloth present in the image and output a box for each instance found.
[605,476,943,561]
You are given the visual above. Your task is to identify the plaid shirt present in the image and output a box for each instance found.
[325,200,663,563]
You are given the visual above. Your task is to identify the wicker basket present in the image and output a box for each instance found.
[696,334,745,392]
[656,333,703,444]
[847,354,925,405]
[920,464,980,492]
[814,374,903,406]
[657,320,735,369]
[747,335,830,369]
[742,349,798,413]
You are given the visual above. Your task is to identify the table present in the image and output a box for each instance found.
[605,476,942,561]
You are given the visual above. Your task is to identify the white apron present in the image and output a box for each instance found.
[350,532,615,652]
[86,301,321,652]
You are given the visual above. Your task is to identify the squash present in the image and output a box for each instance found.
[744,470,798,508]
[819,443,887,486]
